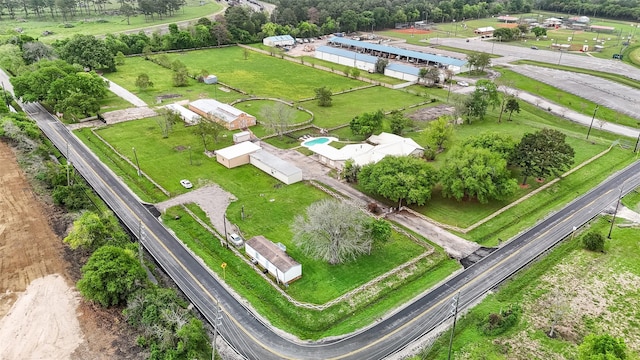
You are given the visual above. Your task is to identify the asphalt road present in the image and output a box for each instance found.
[21,99,640,359]
[436,38,640,81]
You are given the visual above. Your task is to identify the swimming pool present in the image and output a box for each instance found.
[302,137,336,147]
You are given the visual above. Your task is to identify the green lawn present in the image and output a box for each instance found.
[497,67,640,127]
[423,218,640,359]
[99,91,134,112]
[0,0,222,43]
[152,47,366,101]
[233,99,312,124]
[103,56,245,106]
[303,85,431,128]
[164,206,458,339]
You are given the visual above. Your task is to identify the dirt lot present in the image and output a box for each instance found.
[0,141,142,360]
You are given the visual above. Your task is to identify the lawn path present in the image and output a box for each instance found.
[102,77,148,107]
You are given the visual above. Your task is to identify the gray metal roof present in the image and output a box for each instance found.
[250,150,301,177]
[385,63,420,76]
[190,99,251,124]
[246,236,300,272]
[327,37,467,67]
[315,46,378,64]
[264,35,294,42]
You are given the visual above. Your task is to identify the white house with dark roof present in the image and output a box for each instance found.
[246,236,301,284]
[189,99,256,130]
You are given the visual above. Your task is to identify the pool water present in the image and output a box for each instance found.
[302,137,332,146]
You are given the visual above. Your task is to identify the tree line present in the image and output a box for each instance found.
[269,0,531,34]
[536,0,640,21]
[0,0,186,21]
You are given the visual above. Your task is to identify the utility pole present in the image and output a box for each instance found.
[223,213,228,248]
[634,132,640,153]
[188,146,193,165]
[447,293,460,360]
[586,105,599,139]
[132,147,141,176]
[212,299,223,360]
[138,221,144,264]
[608,185,624,239]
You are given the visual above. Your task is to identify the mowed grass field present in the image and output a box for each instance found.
[0,0,222,43]
[75,116,457,337]
[84,117,434,302]
[423,217,640,359]
[103,56,245,106]
[153,46,366,101]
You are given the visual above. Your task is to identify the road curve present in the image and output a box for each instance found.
[24,101,640,359]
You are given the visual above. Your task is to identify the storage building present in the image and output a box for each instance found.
[249,150,303,185]
[384,63,421,82]
[189,99,256,130]
[314,46,377,73]
[204,75,218,84]
[262,35,295,47]
[164,103,201,126]
[246,236,302,284]
[215,142,262,168]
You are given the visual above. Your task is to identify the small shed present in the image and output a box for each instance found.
[233,130,252,143]
[204,75,218,84]
[245,236,301,284]
[262,35,295,47]
[249,150,302,185]
[215,142,262,168]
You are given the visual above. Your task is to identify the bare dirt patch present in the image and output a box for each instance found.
[0,141,143,360]
[406,104,455,122]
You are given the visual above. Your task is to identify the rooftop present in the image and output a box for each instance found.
[250,150,302,176]
[215,141,262,159]
[264,35,294,42]
[327,37,467,67]
[246,236,300,272]
[190,99,251,123]
[385,63,420,76]
[316,46,378,64]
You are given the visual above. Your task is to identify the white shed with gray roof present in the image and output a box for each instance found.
[249,150,302,185]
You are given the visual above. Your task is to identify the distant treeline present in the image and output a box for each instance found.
[536,0,640,21]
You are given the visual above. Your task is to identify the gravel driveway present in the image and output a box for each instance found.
[155,184,238,236]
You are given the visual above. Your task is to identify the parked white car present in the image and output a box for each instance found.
[229,233,244,247]
[458,81,469,87]
[180,179,193,189]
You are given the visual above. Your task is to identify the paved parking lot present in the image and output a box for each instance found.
[511,65,640,120]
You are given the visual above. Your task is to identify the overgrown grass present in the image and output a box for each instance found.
[0,0,222,43]
[423,218,640,359]
[74,128,168,203]
[164,206,459,339]
[622,187,640,212]
[496,67,640,128]
[152,47,366,101]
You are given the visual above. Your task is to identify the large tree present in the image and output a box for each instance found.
[57,34,116,71]
[359,156,438,208]
[292,199,375,265]
[259,102,295,139]
[513,128,575,185]
[77,245,146,307]
[424,116,454,152]
[64,211,129,251]
[440,146,517,203]
[192,118,224,151]
[462,132,516,162]
[350,110,384,137]
[314,86,332,107]
[463,79,500,123]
